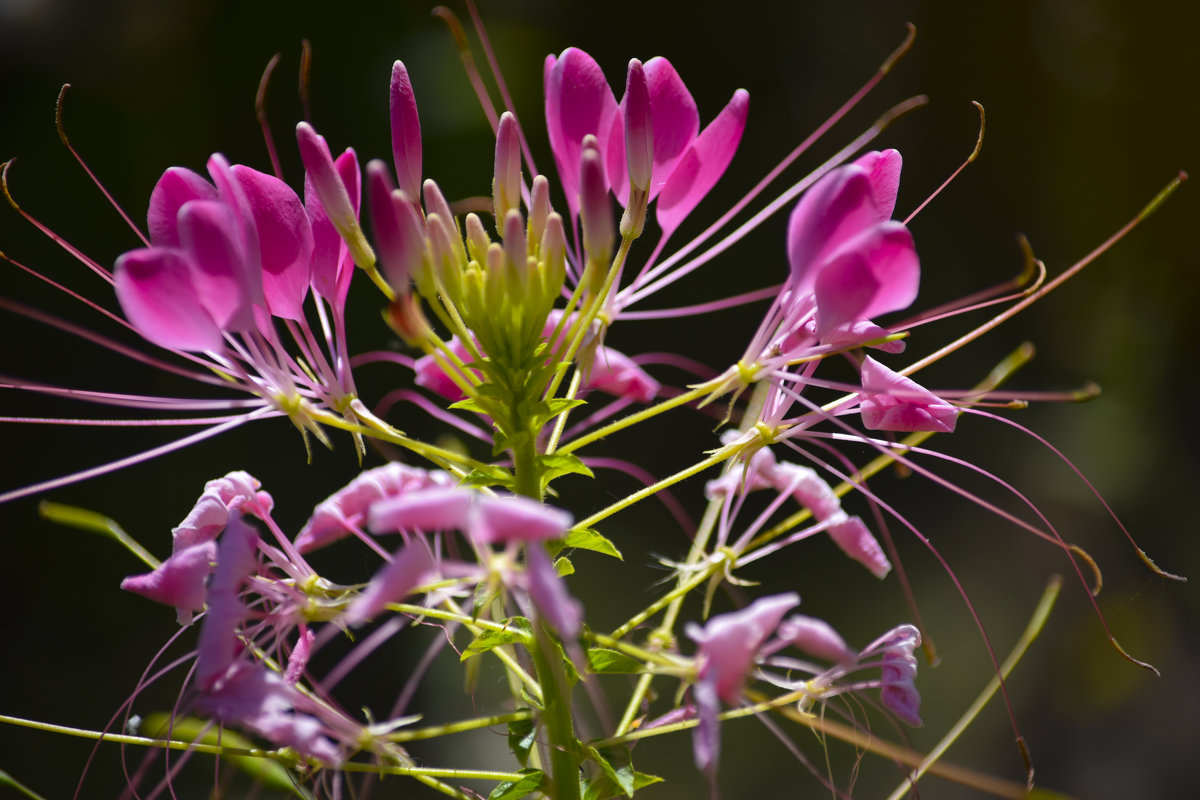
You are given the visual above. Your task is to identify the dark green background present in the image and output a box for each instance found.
[0,0,1195,797]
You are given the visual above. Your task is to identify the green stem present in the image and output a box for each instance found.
[529,623,582,800]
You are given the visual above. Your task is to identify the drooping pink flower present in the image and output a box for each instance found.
[172,470,274,551]
[859,355,958,433]
[686,592,800,704]
[295,462,453,553]
[194,661,343,764]
[368,486,571,547]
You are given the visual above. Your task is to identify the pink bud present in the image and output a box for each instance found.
[493,111,523,222]
[296,122,373,268]
[623,59,653,194]
[390,61,423,200]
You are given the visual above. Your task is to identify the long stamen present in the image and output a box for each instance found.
[56,85,149,245]
[625,24,918,295]
[255,53,285,180]
[1,160,114,283]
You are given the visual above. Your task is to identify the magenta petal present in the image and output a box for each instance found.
[368,486,473,534]
[641,57,699,176]
[390,61,423,200]
[367,161,425,293]
[827,516,892,579]
[852,149,903,220]
[114,248,223,351]
[525,545,582,638]
[195,515,260,688]
[776,614,854,664]
[691,674,721,776]
[196,663,342,763]
[296,463,451,553]
[859,356,958,433]
[472,495,572,545]
[147,167,218,248]
[656,88,749,236]
[545,48,618,220]
[812,223,919,337]
[231,165,313,320]
[345,541,436,625]
[586,346,659,403]
[786,166,880,293]
[177,199,257,332]
[120,541,217,625]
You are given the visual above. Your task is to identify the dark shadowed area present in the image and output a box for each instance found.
[0,0,1195,798]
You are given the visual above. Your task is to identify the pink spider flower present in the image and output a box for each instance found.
[544,48,748,243]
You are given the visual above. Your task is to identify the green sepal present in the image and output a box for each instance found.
[462,617,533,660]
[506,714,537,767]
[585,648,642,675]
[487,768,545,800]
[550,528,623,560]
[141,713,312,798]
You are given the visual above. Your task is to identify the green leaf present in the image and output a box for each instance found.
[487,768,545,800]
[141,713,311,797]
[582,745,661,799]
[538,452,595,482]
[581,771,664,800]
[554,556,575,576]
[506,715,537,766]
[461,465,515,490]
[557,528,623,560]
[462,617,533,660]
[585,648,643,675]
[448,397,488,414]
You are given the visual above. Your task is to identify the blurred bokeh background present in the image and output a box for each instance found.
[0,0,1195,797]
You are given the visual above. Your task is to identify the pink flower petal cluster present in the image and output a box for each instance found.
[115,156,315,351]
[786,149,918,342]
[122,471,273,624]
[295,461,454,553]
[544,48,749,239]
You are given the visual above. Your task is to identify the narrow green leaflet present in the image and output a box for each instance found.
[487,768,545,800]
[462,617,534,660]
[585,648,642,675]
[554,556,575,576]
[461,464,516,490]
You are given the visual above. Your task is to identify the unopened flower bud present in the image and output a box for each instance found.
[367,160,426,295]
[390,61,422,199]
[296,122,375,269]
[578,137,613,293]
[493,111,524,222]
[527,174,551,249]
[464,212,491,266]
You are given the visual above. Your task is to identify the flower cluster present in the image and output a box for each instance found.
[0,6,1183,800]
